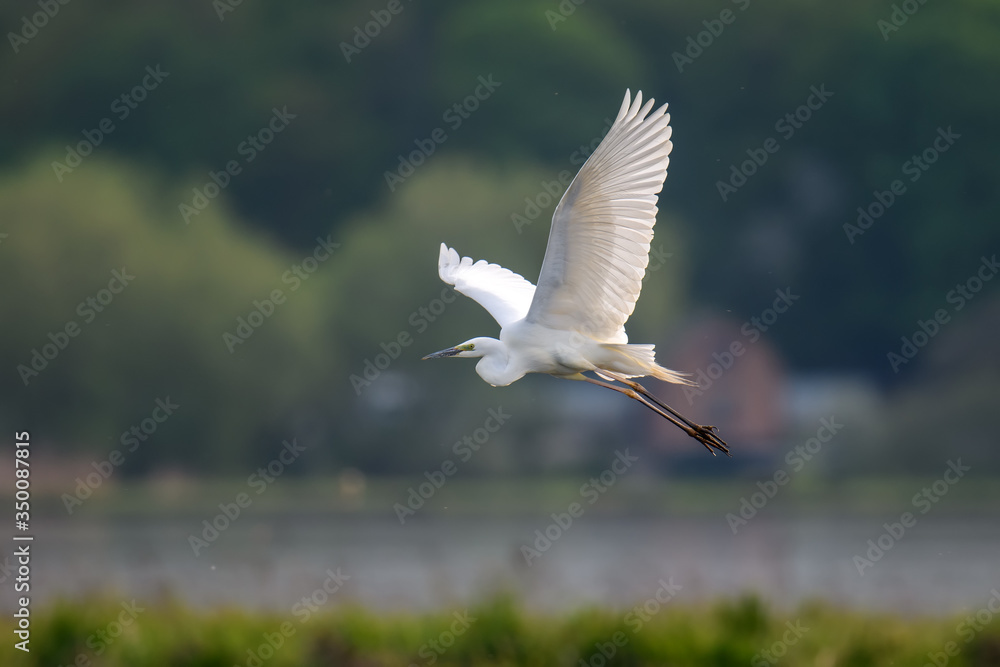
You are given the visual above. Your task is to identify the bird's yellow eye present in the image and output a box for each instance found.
[459,342,475,351]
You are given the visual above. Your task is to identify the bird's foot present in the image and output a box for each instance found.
[687,423,730,457]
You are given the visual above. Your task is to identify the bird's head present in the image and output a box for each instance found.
[422,337,496,360]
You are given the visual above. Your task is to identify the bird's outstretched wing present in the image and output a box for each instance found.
[526,90,672,344]
[437,243,537,328]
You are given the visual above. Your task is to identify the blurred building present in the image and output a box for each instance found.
[652,315,789,470]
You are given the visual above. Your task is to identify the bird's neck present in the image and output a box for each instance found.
[474,339,521,387]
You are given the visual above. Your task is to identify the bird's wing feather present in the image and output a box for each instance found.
[525,90,672,344]
[437,243,536,328]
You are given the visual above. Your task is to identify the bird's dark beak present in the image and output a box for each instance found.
[422,347,461,360]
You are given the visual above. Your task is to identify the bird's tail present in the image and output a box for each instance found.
[599,343,696,386]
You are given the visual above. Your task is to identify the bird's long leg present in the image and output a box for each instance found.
[577,375,730,457]
[614,375,719,433]
[593,371,730,456]
[609,377,729,455]
[577,376,708,452]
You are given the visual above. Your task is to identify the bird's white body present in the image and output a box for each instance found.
[471,323,607,386]
[469,321,682,388]
[424,89,729,455]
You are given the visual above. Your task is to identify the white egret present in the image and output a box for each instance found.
[423,90,729,456]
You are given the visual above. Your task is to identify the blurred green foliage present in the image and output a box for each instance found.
[0,156,338,470]
[3,595,997,667]
[1,0,999,474]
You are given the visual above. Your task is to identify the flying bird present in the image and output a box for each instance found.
[423,90,729,456]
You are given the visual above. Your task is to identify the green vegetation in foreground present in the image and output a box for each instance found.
[5,596,1000,667]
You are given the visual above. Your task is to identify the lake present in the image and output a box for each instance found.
[21,513,1000,615]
